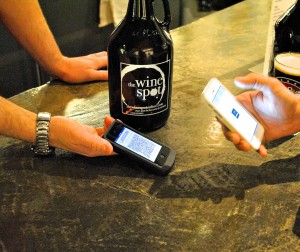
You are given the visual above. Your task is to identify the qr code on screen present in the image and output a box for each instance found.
[127,134,155,159]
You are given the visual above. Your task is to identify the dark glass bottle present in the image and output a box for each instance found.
[272,1,300,75]
[107,0,173,132]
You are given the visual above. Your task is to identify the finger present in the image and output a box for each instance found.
[96,127,105,136]
[220,123,241,144]
[89,137,114,156]
[257,145,268,157]
[223,128,240,144]
[96,51,108,57]
[95,116,115,136]
[96,57,108,69]
[234,73,288,94]
[99,138,114,155]
[88,51,108,59]
[104,116,115,129]
[90,52,108,69]
[87,69,108,81]
[235,139,251,152]
[71,136,114,157]
[84,52,108,72]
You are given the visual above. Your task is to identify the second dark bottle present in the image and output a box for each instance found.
[274,1,300,57]
[107,0,173,132]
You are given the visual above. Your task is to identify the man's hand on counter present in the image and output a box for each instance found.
[49,116,114,157]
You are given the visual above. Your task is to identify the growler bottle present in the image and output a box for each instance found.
[107,0,173,132]
[270,0,300,93]
[272,1,300,75]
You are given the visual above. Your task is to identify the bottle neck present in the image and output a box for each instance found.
[126,0,154,19]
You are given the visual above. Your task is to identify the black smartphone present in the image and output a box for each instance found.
[103,120,176,175]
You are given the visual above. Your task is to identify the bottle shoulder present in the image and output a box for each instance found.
[276,4,300,26]
[108,19,171,43]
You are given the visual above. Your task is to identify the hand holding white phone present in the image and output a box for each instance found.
[202,78,264,150]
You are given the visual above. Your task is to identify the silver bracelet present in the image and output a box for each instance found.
[31,112,55,155]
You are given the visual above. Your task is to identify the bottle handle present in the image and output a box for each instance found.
[153,0,171,31]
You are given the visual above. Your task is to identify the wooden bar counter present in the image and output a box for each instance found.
[0,0,299,250]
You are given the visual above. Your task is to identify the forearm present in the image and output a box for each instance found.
[0,97,36,143]
[0,0,63,77]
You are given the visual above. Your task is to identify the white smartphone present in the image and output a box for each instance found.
[202,78,264,150]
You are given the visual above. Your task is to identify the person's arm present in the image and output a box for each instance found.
[0,97,114,157]
[0,0,108,83]
[0,97,36,143]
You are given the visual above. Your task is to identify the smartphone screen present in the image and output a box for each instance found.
[211,85,258,143]
[103,120,176,175]
[114,127,162,162]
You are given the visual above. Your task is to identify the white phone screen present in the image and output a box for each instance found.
[212,86,258,142]
[115,127,162,162]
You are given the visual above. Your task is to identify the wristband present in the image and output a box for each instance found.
[31,112,55,155]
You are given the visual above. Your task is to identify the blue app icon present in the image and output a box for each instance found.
[232,108,240,119]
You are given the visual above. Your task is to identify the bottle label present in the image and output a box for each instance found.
[120,60,171,116]
[277,77,300,94]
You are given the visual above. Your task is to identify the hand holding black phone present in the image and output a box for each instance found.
[103,120,176,175]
